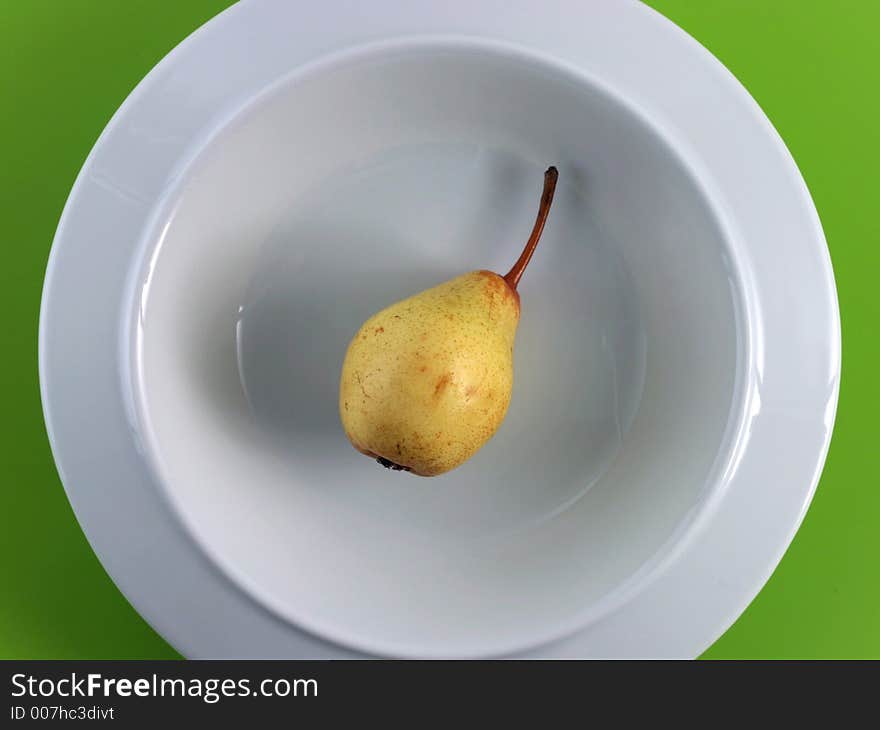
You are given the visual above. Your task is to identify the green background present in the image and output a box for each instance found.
[1,0,876,659]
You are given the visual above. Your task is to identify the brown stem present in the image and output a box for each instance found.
[503,166,558,291]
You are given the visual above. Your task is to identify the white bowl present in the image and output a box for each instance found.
[132,39,747,657]
[41,0,839,658]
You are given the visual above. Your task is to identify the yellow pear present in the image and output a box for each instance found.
[339,167,558,476]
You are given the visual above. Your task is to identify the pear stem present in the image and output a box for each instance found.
[503,166,558,291]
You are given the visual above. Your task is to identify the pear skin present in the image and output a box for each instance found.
[339,167,558,476]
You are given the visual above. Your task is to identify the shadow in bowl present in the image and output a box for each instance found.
[235,228,460,443]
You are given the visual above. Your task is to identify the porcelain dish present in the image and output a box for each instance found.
[40,0,839,658]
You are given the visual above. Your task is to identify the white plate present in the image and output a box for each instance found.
[40,0,839,658]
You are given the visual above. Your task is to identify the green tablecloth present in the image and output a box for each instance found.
[2,0,876,658]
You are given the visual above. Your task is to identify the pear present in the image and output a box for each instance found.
[339,166,558,476]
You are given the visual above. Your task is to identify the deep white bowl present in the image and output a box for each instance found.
[40,0,839,658]
[132,39,748,657]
